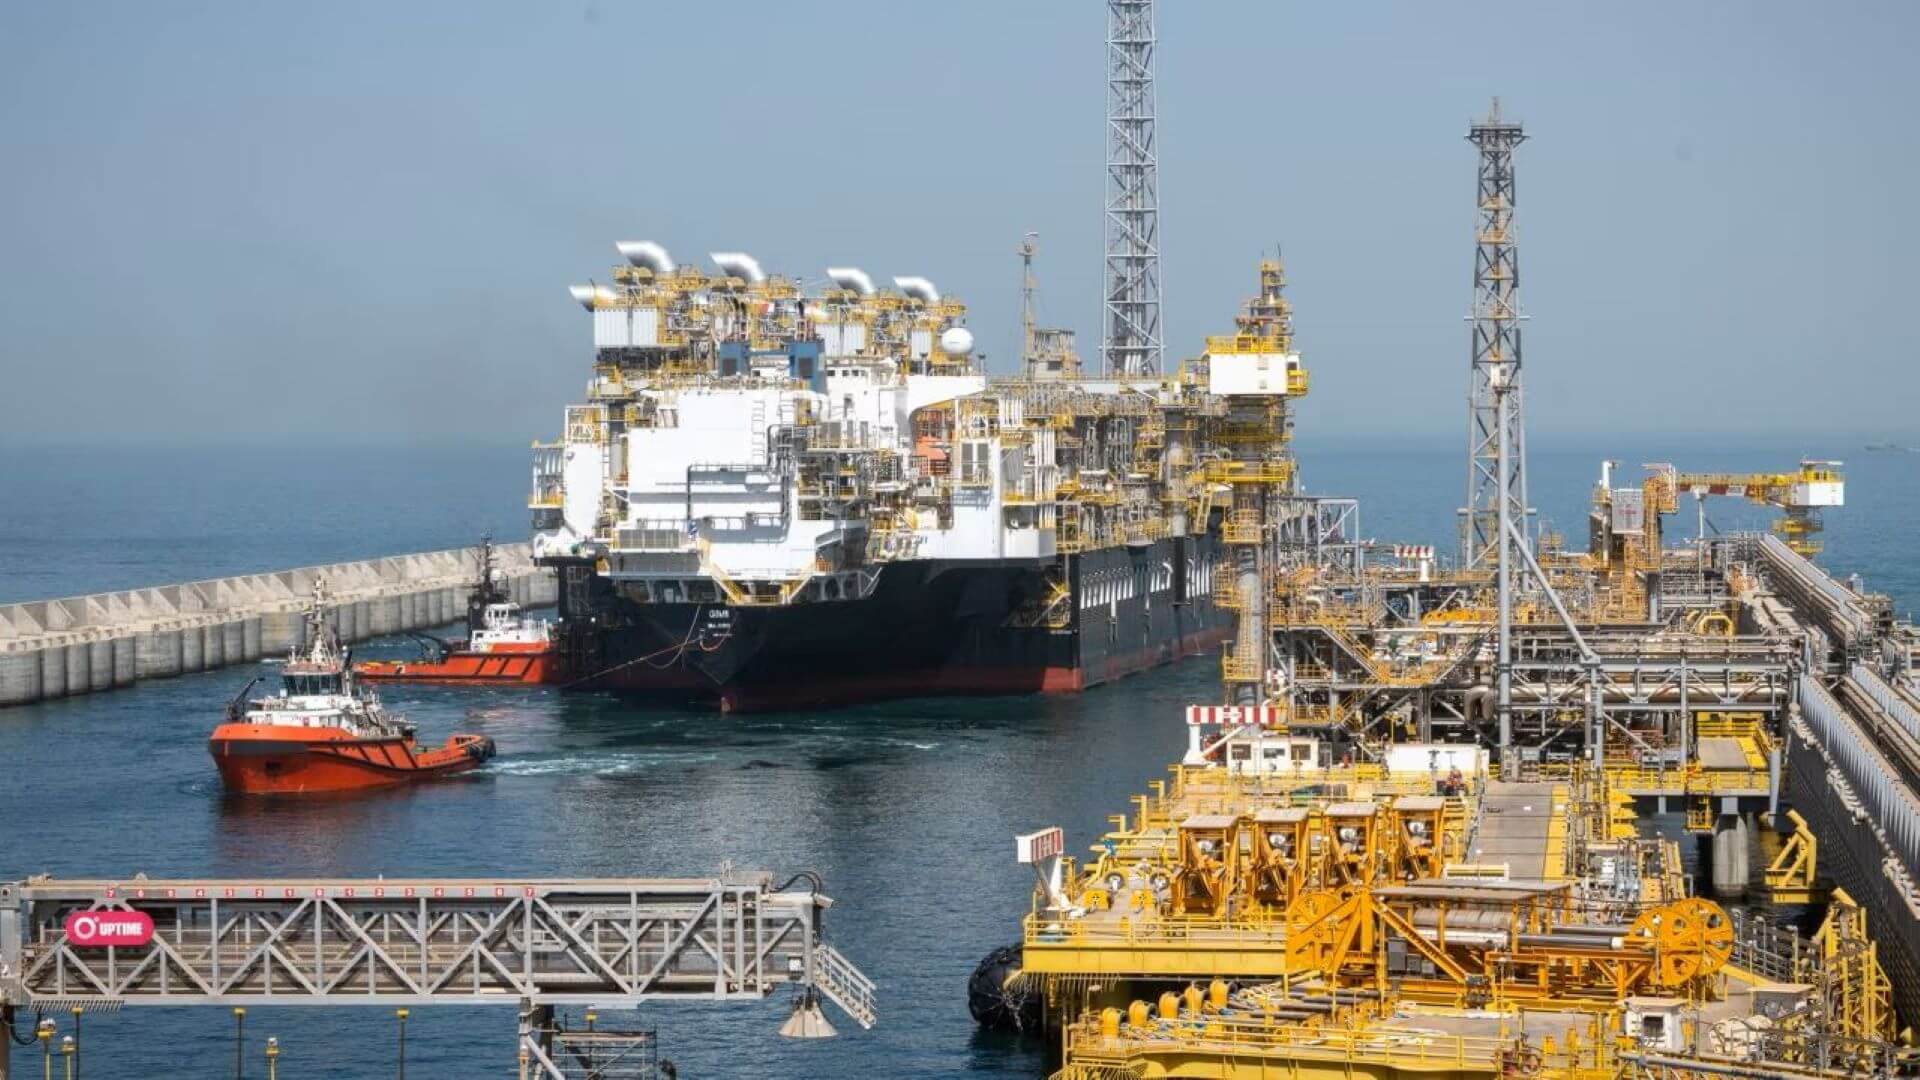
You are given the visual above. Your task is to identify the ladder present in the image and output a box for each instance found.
[750,399,769,469]
[813,943,878,1029]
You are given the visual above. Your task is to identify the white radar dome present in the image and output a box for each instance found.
[940,326,975,356]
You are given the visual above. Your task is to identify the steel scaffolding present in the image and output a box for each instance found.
[1461,99,1531,570]
[1103,0,1164,376]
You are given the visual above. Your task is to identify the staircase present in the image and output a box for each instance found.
[813,942,878,1029]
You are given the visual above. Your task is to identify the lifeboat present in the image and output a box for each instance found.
[210,581,496,795]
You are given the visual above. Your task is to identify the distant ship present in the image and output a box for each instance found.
[210,584,495,793]
[355,539,558,685]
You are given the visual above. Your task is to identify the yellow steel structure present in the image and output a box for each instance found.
[1763,810,1824,904]
[1279,885,1732,1007]
[1645,460,1845,558]
[985,238,1889,1080]
[1021,768,1476,981]
[1813,888,1897,1049]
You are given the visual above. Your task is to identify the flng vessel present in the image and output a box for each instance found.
[209,583,495,793]
[528,247,1307,710]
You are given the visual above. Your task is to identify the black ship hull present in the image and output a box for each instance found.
[556,537,1230,711]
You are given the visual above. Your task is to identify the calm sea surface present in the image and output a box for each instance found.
[0,437,1912,1077]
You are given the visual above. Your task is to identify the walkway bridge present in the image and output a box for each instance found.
[0,873,874,1076]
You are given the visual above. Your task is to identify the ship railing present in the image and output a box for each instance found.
[1203,333,1289,355]
[1067,1020,1532,1070]
[1727,906,1805,983]
[1222,509,1263,544]
[1196,460,1295,486]
[1024,911,1290,949]
[1172,770,1461,800]
[1063,1015,1615,1073]
[813,942,877,1030]
[1602,764,1770,795]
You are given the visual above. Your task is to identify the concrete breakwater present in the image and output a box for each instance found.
[0,543,557,707]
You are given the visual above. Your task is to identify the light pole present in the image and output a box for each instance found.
[264,1037,280,1080]
[395,1008,409,1080]
[36,1019,54,1080]
[68,1007,81,1080]
[232,1008,246,1080]
[58,1039,72,1080]
[1491,366,1514,779]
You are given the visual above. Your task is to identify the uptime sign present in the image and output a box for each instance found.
[63,910,155,947]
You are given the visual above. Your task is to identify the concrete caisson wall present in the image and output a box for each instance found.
[0,542,556,708]
[64,641,91,696]
[0,649,42,706]
[39,645,66,701]
[88,638,114,692]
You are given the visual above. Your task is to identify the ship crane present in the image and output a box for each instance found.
[1649,460,1844,558]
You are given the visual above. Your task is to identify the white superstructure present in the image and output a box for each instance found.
[531,245,1072,607]
[528,245,1306,615]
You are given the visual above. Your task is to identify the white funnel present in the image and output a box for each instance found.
[826,267,876,297]
[615,240,675,273]
[710,252,766,284]
[893,276,940,303]
[567,283,618,310]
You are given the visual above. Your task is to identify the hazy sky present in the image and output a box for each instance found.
[2,1,1914,444]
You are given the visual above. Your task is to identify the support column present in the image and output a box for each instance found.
[1494,376,1513,776]
[1711,811,1750,898]
[516,1001,558,1080]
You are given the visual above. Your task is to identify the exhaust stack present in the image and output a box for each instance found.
[893,276,940,303]
[826,267,877,297]
[710,252,767,284]
[615,241,675,274]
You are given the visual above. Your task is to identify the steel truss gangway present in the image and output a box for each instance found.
[0,873,875,1078]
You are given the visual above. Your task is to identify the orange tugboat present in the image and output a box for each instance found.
[353,538,559,685]
[210,583,495,794]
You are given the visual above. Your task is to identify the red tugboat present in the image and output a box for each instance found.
[210,582,495,794]
[354,538,559,685]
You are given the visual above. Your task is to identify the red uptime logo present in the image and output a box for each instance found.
[64,910,155,947]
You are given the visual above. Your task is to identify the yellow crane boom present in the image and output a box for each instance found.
[1648,459,1844,557]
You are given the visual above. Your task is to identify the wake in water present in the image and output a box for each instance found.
[484,751,722,777]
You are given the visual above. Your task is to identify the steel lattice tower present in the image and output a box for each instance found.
[1461,100,1531,568]
[1103,0,1163,376]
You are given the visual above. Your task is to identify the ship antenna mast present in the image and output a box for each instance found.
[1020,232,1039,378]
[1103,0,1163,377]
